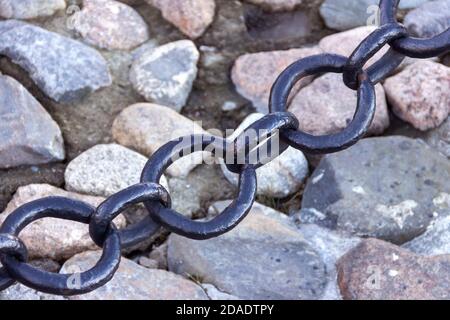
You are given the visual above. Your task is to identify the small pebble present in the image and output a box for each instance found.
[130,40,199,111]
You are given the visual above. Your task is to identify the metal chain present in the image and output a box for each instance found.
[0,0,448,295]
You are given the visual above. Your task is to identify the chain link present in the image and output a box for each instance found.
[0,0,448,295]
[141,135,257,240]
[380,0,450,58]
[342,23,407,89]
[270,54,377,153]
[225,112,298,174]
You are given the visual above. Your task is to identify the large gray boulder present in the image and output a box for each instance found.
[300,136,450,244]
[0,75,64,168]
[0,21,112,103]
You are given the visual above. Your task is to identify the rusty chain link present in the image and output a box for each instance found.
[0,0,448,295]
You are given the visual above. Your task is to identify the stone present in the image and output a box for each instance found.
[65,143,169,197]
[199,45,226,69]
[221,101,239,111]
[0,284,64,300]
[293,223,361,300]
[242,0,303,12]
[61,250,209,300]
[403,210,450,255]
[130,40,199,111]
[0,0,66,19]
[220,113,309,198]
[30,259,61,273]
[112,103,209,177]
[131,40,159,60]
[399,0,434,9]
[289,73,390,136]
[197,44,233,87]
[300,136,450,244]
[320,0,379,31]
[73,0,149,50]
[404,0,450,38]
[0,75,65,169]
[147,0,215,39]
[320,0,431,31]
[337,238,450,300]
[148,242,168,270]
[168,201,328,300]
[167,165,235,217]
[384,61,450,131]
[231,46,322,113]
[201,284,241,300]
[421,117,450,158]
[138,256,159,269]
[0,21,112,103]
[0,184,126,260]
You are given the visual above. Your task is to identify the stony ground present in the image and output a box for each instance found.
[0,0,449,300]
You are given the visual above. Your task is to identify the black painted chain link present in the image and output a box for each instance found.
[0,0,448,295]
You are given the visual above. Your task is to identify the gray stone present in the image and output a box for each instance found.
[293,223,361,300]
[168,165,235,217]
[384,61,450,131]
[65,143,169,197]
[320,0,432,31]
[29,259,61,273]
[404,208,450,256]
[404,0,450,38]
[197,45,233,87]
[221,101,239,111]
[138,256,159,269]
[0,75,64,169]
[300,136,450,244]
[201,284,241,300]
[61,251,209,300]
[220,113,309,198]
[130,40,199,112]
[112,103,209,177]
[148,242,168,270]
[0,0,66,19]
[0,184,126,260]
[0,284,64,300]
[73,0,149,50]
[421,117,450,159]
[169,201,328,300]
[131,40,159,60]
[0,21,112,103]
[320,0,379,31]
[289,73,390,136]
[199,46,226,71]
[399,0,434,9]
[102,49,134,87]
